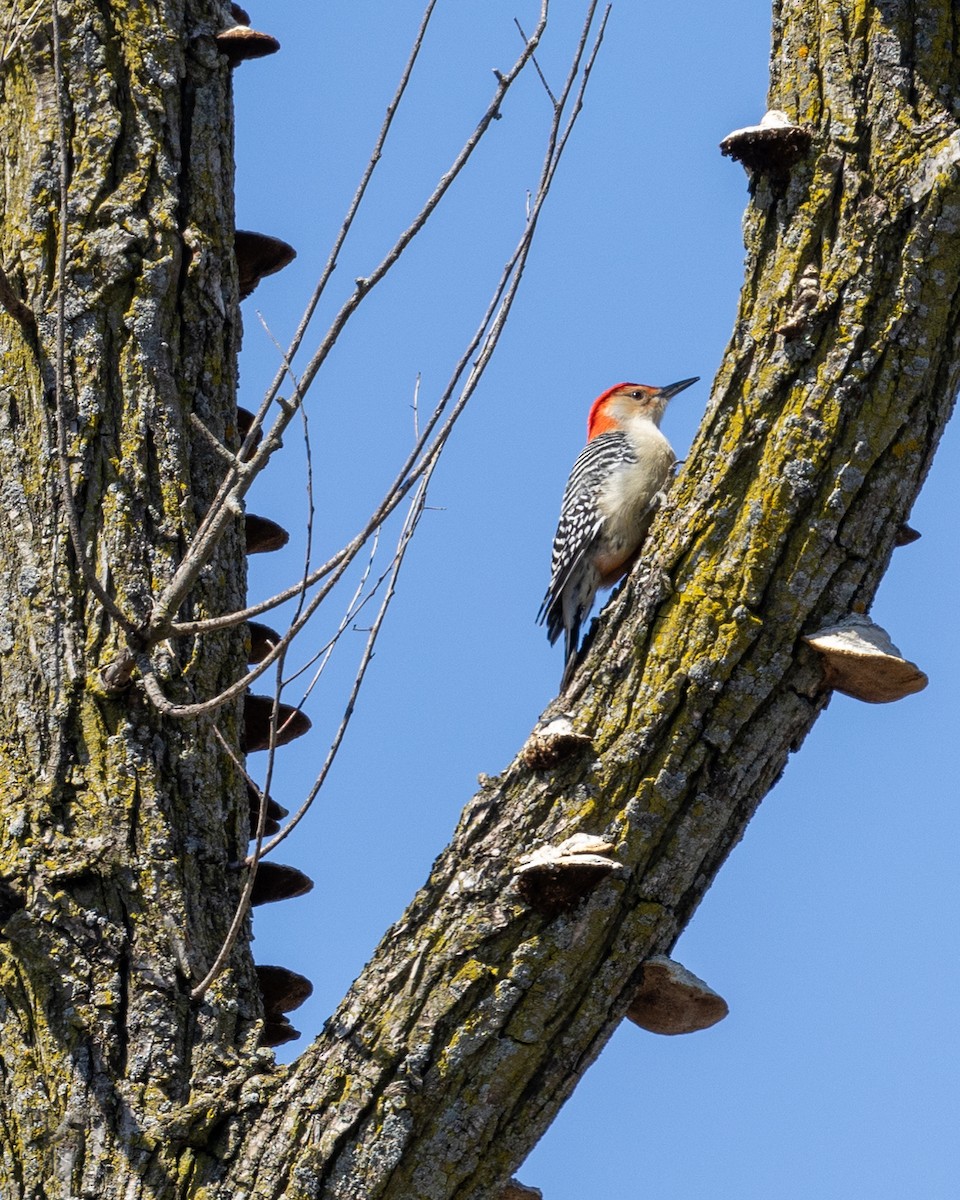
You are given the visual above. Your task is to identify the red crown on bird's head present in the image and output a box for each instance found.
[587,383,657,439]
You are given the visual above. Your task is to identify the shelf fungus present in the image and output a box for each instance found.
[520,714,593,769]
[803,616,927,704]
[243,694,312,751]
[894,523,921,547]
[250,862,314,906]
[235,230,296,299]
[260,1014,300,1048]
[247,782,288,837]
[501,1182,543,1200]
[246,620,281,664]
[235,405,264,458]
[720,109,811,184]
[256,964,313,1015]
[516,833,623,915]
[248,808,280,838]
[214,23,280,67]
[626,955,729,1036]
[244,512,290,554]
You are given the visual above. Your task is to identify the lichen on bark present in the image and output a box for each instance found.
[0,0,258,1195]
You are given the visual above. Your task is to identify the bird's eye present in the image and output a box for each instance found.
[630,390,642,399]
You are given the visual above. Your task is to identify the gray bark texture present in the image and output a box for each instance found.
[0,0,957,1198]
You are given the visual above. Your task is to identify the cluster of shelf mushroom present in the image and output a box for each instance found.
[217,4,313,1049]
[513,533,927,1053]
[516,718,732,1039]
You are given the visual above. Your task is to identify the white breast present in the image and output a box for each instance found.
[597,419,675,542]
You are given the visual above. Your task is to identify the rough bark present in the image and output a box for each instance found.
[0,1,257,1196]
[0,1,957,1199]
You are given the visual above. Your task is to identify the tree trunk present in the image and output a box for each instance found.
[0,1,957,1198]
[0,1,254,1195]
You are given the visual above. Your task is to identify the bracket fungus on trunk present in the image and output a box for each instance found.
[250,862,314,907]
[260,1015,300,1048]
[515,833,623,916]
[247,803,282,838]
[242,694,312,751]
[244,513,290,555]
[520,714,593,769]
[256,962,313,1045]
[214,24,280,67]
[720,108,812,190]
[234,230,297,299]
[894,523,921,547]
[803,616,928,704]
[256,964,314,1015]
[246,620,281,664]
[626,956,729,1036]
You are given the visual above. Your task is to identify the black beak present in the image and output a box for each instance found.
[659,376,699,400]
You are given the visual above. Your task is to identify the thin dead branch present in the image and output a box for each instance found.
[168,4,603,648]
[256,3,610,855]
[515,17,557,106]
[0,0,44,66]
[146,3,550,642]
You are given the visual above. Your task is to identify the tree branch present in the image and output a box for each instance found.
[147,2,551,640]
[142,3,602,722]
[217,3,960,1195]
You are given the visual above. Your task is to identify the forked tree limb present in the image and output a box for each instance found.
[218,3,960,1196]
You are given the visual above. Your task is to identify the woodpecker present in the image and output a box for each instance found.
[538,377,699,689]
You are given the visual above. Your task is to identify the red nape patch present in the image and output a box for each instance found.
[587,382,638,440]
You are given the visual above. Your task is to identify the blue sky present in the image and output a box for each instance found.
[231,4,960,1197]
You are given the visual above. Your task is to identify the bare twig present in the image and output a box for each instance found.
[515,16,557,106]
[0,0,44,66]
[165,4,603,654]
[258,3,610,854]
[146,3,550,642]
